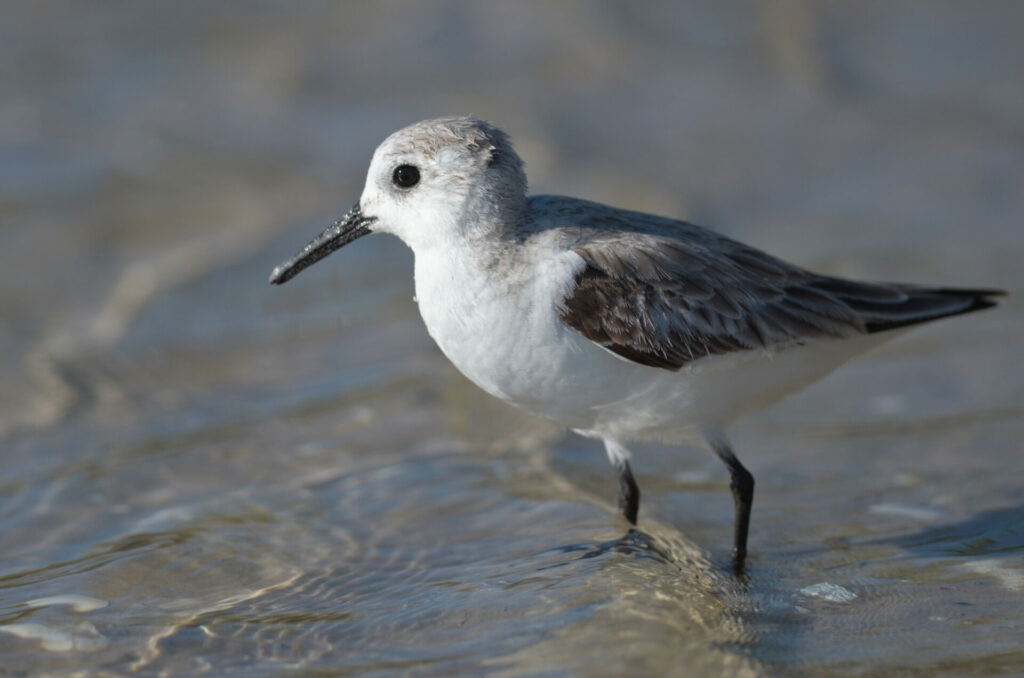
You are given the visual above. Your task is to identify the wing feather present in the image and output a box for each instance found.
[553,213,1002,371]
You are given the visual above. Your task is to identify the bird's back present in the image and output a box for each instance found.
[527,194,1002,371]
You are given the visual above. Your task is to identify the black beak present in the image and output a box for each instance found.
[269,203,376,285]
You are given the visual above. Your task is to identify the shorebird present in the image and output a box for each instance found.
[269,117,1002,571]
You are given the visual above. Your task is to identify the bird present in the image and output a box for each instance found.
[269,116,1002,572]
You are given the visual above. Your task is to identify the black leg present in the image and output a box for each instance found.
[712,440,755,572]
[616,460,640,525]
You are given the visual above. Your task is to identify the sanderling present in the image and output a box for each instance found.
[270,117,1002,571]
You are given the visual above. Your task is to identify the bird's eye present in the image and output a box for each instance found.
[392,164,420,189]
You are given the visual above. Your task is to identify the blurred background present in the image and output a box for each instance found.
[1,1,1022,675]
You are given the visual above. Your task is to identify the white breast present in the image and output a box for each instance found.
[413,239,586,409]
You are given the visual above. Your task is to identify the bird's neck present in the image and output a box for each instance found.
[460,182,529,243]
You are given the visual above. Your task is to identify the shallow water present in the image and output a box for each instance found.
[2,2,1023,675]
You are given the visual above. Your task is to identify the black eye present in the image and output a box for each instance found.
[392,164,420,188]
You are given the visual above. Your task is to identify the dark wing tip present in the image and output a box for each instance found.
[933,287,1006,301]
[862,286,1005,334]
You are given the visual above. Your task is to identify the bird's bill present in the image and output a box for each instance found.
[268,203,376,285]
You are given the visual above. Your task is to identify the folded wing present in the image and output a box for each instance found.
[559,229,1002,371]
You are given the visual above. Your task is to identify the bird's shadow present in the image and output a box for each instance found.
[864,503,1024,558]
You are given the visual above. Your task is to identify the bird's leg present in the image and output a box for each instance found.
[710,436,755,572]
[616,459,640,525]
[604,439,640,525]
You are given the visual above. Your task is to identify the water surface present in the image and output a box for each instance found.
[1,2,1022,675]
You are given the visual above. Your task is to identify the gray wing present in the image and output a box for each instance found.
[557,225,1001,371]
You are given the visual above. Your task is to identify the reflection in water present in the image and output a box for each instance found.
[1,1,1021,676]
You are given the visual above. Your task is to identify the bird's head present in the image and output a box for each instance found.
[269,117,526,285]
